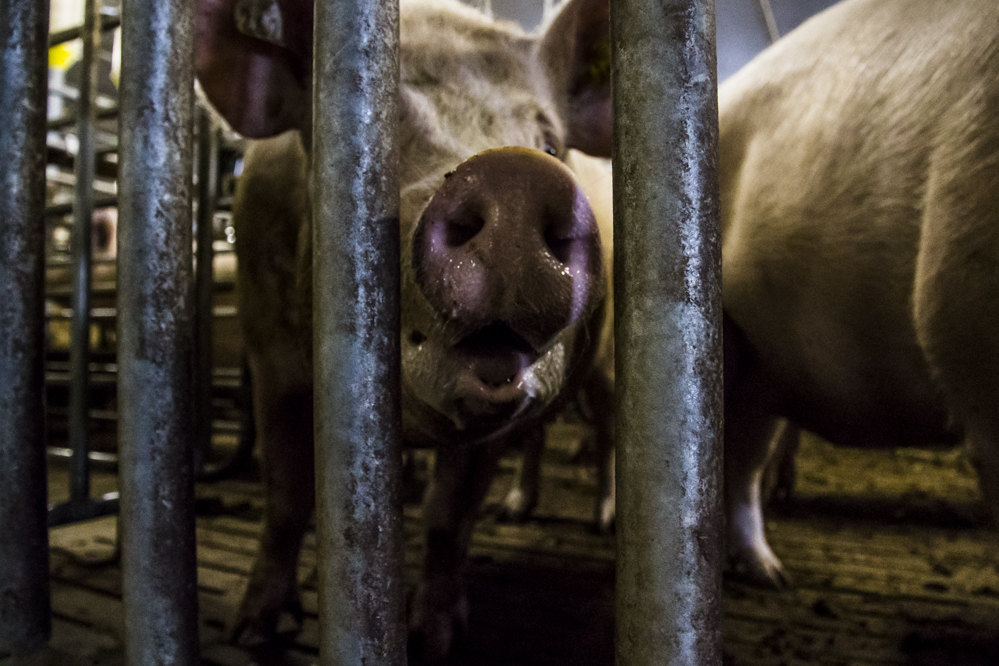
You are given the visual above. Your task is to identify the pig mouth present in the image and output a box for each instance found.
[452,321,536,417]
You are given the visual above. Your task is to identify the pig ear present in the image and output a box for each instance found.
[538,0,612,158]
[195,0,313,138]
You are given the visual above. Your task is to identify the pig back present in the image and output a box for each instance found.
[717,0,999,446]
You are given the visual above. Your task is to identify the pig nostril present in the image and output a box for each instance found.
[409,330,427,346]
[544,226,575,264]
[445,212,485,248]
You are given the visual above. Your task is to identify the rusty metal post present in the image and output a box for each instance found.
[116,0,199,662]
[312,0,406,662]
[612,0,724,663]
[0,0,52,655]
[68,0,101,504]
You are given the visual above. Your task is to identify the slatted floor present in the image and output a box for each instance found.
[23,426,999,665]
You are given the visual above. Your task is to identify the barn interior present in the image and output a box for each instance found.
[5,0,999,664]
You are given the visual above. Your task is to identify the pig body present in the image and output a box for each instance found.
[196,0,613,658]
[720,0,999,586]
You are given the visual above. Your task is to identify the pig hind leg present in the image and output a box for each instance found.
[914,126,999,531]
[724,390,788,587]
[231,349,315,646]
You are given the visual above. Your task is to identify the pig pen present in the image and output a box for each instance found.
[41,425,999,666]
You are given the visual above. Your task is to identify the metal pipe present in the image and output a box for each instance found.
[756,0,780,44]
[612,0,724,663]
[116,0,199,662]
[0,0,52,655]
[193,107,218,476]
[48,13,121,48]
[312,0,406,662]
[45,195,118,217]
[48,493,121,528]
[48,106,120,132]
[69,0,102,505]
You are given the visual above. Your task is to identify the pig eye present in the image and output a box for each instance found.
[536,113,562,159]
[541,130,561,158]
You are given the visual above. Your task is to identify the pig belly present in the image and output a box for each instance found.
[723,210,955,450]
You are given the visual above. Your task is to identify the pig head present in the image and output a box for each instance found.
[195,0,613,659]
[719,0,999,587]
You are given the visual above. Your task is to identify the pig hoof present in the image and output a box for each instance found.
[727,549,790,589]
[408,585,469,664]
[229,593,304,647]
[595,497,615,534]
[499,488,536,522]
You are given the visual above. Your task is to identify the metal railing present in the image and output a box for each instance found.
[0,0,723,662]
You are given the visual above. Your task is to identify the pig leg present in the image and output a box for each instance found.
[499,427,544,522]
[585,371,616,533]
[408,436,510,663]
[760,420,800,505]
[724,389,787,588]
[231,348,314,646]
[914,129,999,535]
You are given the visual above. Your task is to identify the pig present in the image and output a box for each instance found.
[719,0,999,587]
[194,0,613,658]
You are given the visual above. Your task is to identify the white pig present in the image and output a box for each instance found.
[194,0,614,659]
[720,0,999,586]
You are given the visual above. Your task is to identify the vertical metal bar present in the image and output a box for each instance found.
[612,0,723,663]
[117,0,199,662]
[69,0,101,504]
[0,0,52,655]
[312,0,405,662]
[193,107,218,474]
[756,0,780,44]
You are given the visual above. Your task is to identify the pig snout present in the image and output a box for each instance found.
[413,147,602,392]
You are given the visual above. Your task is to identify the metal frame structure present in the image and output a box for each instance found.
[0,0,723,661]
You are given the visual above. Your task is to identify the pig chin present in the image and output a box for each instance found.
[401,328,571,443]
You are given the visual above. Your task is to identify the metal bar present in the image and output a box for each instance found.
[48,105,120,131]
[0,0,52,655]
[193,108,218,476]
[45,195,118,217]
[48,493,121,528]
[312,0,405,662]
[69,0,101,505]
[756,0,780,44]
[612,0,724,663]
[48,13,121,47]
[117,0,199,661]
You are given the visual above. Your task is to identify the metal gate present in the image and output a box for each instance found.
[0,0,723,662]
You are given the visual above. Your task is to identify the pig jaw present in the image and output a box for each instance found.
[401,324,575,442]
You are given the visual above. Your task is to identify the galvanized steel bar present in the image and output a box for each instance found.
[69,0,101,504]
[0,0,52,655]
[193,108,218,475]
[117,0,199,662]
[612,0,724,664]
[312,0,405,662]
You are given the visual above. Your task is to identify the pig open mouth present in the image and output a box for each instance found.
[453,321,535,415]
